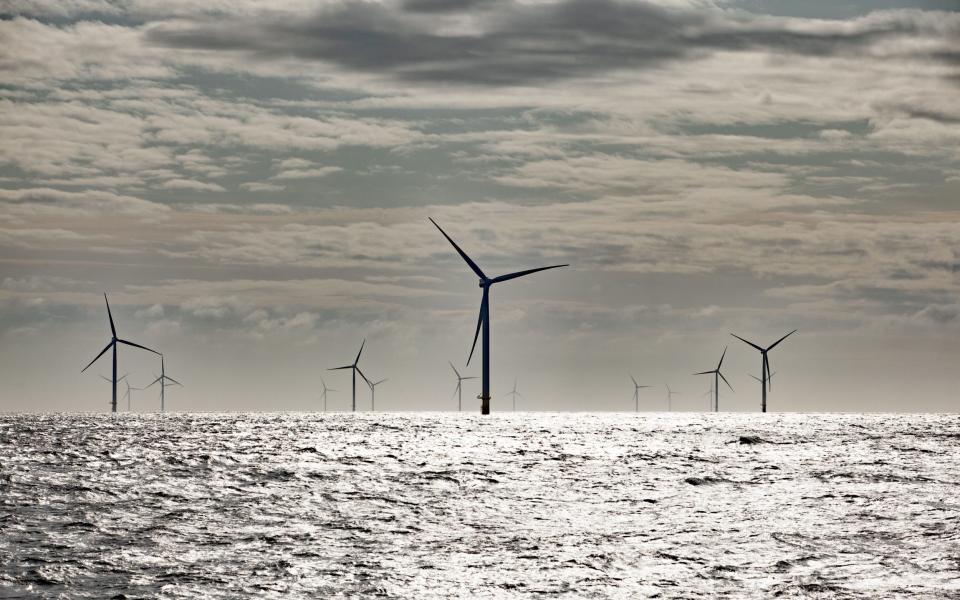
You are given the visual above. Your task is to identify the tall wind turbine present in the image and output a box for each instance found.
[82,293,161,413]
[319,376,337,412]
[329,340,366,412]
[731,330,796,412]
[505,378,523,412]
[147,356,182,413]
[630,375,650,412]
[429,218,567,415]
[665,385,677,411]
[694,346,733,412]
[449,362,477,412]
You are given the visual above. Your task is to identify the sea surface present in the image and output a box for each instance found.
[0,412,958,598]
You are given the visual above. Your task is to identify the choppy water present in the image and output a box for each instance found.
[1,413,958,598]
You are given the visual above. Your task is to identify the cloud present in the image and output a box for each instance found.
[240,182,287,192]
[0,187,169,217]
[159,179,227,192]
[271,166,343,179]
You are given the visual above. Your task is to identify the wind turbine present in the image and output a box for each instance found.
[365,376,387,411]
[82,293,161,413]
[319,376,337,412]
[630,375,650,412]
[449,362,477,412]
[147,356,182,413]
[329,340,366,412]
[694,346,733,412]
[665,385,677,411]
[122,379,144,412]
[702,384,714,411]
[429,218,567,415]
[731,330,796,412]
[505,378,523,411]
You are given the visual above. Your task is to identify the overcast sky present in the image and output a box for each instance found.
[1,0,958,413]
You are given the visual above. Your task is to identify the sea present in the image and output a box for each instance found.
[0,412,958,598]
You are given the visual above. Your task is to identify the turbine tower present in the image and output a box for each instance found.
[147,356,182,413]
[694,346,733,412]
[320,376,337,412]
[505,378,523,411]
[449,362,477,412]
[665,384,677,411]
[429,218,567,415]
[82,293,161,413]
[731,330,796,412]
[329,340,367,412]
[630,375,650,412]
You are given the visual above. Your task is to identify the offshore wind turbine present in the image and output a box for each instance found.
[429,218,568,415]
[319,376,337,412]
[505,378,523,412]
[122,379,144,412]
[82,293,161,413]
[329,340,366,412]
[665,384,677,411]
[449,362,477,412]
[630,375,651,412]
[147,356,181,413]
[731,330,796,412]
[694,346,733,412]
[365,376,387,411]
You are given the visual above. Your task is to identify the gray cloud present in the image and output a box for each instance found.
[147,1,960,86]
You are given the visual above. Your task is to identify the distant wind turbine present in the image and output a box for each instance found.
[731,330,796,412]
[359,370,387,411]
[694,346,733,412]
[147,356,181,413]
[449,362,477,412]
[82,293,161,413]
[665,384,678,411]
[329,340,367,412]
[505,378,523,411]
[429,218,567,415]
[320,376,337,412]
[122,379,144,412]
[630,375,651,412]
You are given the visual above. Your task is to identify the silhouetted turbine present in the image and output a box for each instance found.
[665,384,678,411]
[630,375,651,412]
[320,376,337,412]
[449,362,477,412]
[82,293,161,413]
[505,378,523,412]
[694,346,733,412]
[122,379,144,412]
[147,356,182,413]
[731,330,796,412]
[363,376,387,411]
[329,340,366,412]
[429,218,567,415]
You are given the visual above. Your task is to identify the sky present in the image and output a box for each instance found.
[0,0,958,413]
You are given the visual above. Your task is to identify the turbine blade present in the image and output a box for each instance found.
[428,217,487,280]
[638,385,651,389]
[82,341,113,373]
[693,370,713,376]
[99,375,111,382]
[104,293,116,338]
[719,372,734,392]
[731,333,763,351]
[356,367,372,387]
[165,376,183,386]
[354,339,365,365]
[462,376,478,380]
[717,345,728,370]
[466,289,487,366]
[630,374,638,386]
[449,361,460,378]
[749,374,762,383]
[147,376,162,388]
[452,383,461,401]
[491,264,568,284]
[329,365,353,370]
[375,379,387,385]
[764,355,772,391]
[117,339,161,356]
[767,329,797,351]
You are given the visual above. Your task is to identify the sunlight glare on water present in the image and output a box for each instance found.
[1,412,958,598]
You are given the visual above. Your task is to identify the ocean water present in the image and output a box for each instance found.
[0,412,958,598]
